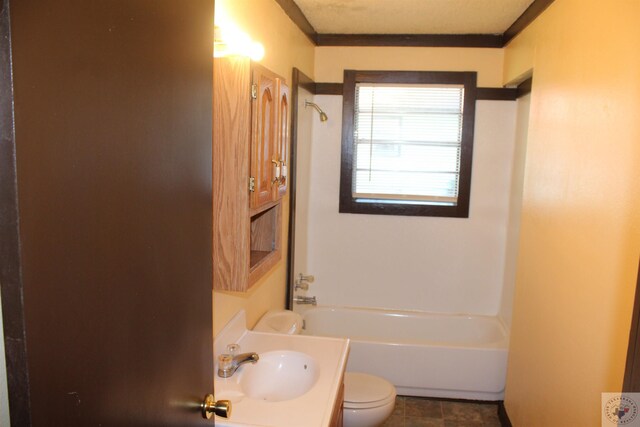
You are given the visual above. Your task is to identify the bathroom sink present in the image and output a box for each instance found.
[214,310,349,427]
[239,350,318,402]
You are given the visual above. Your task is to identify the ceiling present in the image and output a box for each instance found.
[292,0,535,35]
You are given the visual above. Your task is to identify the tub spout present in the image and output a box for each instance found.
[217,352,259,378]
[293,296,317,305]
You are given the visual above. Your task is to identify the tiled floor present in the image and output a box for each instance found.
[382,396,502,427]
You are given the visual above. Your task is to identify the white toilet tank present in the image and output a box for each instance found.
[253,310,303,335]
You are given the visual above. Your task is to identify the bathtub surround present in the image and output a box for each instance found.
[296,94,518,317]
[286,47,522,404]
[498,93,531,329]
[301,306,508,400]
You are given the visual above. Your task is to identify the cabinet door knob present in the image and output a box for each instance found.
[280,160,287,185]
[271,159,281,184]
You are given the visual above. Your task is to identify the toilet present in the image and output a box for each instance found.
[254,310,396,427]
[343,372,396,427]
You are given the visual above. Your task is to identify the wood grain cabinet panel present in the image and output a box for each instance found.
[213,56,251,291]
[275,82,290,199]
[330,381,345,427]
[251,64,278,210]
[213,57,289,292]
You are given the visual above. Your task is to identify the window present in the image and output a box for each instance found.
[339,70,477,217]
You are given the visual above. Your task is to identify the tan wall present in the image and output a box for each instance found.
[503,1,640,425]
[315,46,504,86]
[213,0,314,335]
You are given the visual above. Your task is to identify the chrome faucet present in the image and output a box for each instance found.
[217,352,259,378]
[293,295,317,305]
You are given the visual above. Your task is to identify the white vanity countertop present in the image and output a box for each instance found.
[214,310,350,427]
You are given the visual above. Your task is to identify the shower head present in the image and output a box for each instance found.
[305,100,328,122]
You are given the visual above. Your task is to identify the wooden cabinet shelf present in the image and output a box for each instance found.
[213,56,289,292]
[249,250,271,267]
[248,203,281,286]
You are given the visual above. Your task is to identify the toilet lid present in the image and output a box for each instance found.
[344,372,396,408]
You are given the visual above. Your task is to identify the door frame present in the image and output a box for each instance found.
[0,0,32,424]
[285,68,316,308]
[624,258,640,391]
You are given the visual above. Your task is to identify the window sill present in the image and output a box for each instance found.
[338,197,469,218]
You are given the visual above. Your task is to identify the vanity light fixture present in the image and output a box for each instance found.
[214,25,264,61]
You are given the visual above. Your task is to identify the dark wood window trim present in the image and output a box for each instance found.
[339,70,477,218]
[315,82,343,95]
[516,76,533,98]
[316,81,533,101]
[314,82,343,96]
[476,87,518,101]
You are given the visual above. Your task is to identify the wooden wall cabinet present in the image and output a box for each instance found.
[213,56,290,292]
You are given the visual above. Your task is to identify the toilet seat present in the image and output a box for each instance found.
[343,372,396,410]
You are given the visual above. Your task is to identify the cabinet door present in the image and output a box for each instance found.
[275,81,290,199]
[250,65,278,210]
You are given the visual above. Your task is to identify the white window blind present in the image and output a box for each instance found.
[353,83,465,205]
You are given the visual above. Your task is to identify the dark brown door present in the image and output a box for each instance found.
[1,1,215,425]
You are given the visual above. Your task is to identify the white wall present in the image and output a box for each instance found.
[295,96,518,316]
[292,86,315,280]
[499,94,530,328]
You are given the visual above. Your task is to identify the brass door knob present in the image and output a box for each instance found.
[201,394,231,419]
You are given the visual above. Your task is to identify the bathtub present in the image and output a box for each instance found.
[298,306,508,400]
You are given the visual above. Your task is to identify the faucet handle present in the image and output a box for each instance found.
[218,354,233,371]
[295,282,309,291]
[226,344,240,356]
[297,273,315,283]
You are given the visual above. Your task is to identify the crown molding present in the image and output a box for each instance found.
[272,0,316,43]
[275,0,555,48]
[315,33,503,48]
[503,0,555,45]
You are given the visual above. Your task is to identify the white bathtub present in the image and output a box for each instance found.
[298,306,508,400]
